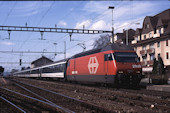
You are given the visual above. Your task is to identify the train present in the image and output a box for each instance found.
[14,43,142,86]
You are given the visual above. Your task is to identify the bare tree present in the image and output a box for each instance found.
[0,66,4,76]
[93,34,110,49]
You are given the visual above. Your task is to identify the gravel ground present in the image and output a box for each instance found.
[1,77,112,113]
[7,77,170,113]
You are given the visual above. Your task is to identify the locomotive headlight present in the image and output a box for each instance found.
[136,71,141,74]
[118,71,124,74]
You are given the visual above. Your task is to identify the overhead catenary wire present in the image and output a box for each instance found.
[41,1,126,46]
[56,1,128,47]
[2,1,17,25]
[36,1,55,27]
[18,1,55,51]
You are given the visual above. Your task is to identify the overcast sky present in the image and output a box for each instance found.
[0,1,169,72]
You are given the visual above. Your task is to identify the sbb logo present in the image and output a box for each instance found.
[88,56,99,74]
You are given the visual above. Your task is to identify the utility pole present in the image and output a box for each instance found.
[108,6,114,43]
[8,30,11,40]
[53,43,57,56]
[126,29,128,45]
[64,41,66,60]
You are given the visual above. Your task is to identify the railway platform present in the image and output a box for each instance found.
[147,85,170,92]
[146,78,170,92]
[141,77,170,92]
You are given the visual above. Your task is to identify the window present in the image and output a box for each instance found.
[104,54,113,61]
[157,41,160,48]
[135,37,138,41]
[145,24,149,29]
[142,46,146,50]
[142,55,147,61]
[144,35,146,39]
[166,40,168,46]
[150,54,155,61]
[159,29,161,34]
[150,43,154,49]
[158,53,160,58]
[166,52,169,59]
[134,47,137,51]
[113,52,139,63]
[149,32,152,38]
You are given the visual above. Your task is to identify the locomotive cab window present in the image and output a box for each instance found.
[104,54,113,61]
[113,52,139,62]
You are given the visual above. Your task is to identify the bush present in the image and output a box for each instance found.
[151,57,167,84]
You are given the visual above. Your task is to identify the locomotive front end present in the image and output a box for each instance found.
[113,52,142,86]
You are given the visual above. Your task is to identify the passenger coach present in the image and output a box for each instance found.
[14,60,66,79]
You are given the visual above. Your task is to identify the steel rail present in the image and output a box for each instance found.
[1,87,75,113]
[0,96,26,113]
[15,80,85,102]
[14,80,113,113]
[15,83,57,106]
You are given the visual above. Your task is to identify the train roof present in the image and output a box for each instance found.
[101,43,133,52]
[72,48,101,59]
[72,43,133,59]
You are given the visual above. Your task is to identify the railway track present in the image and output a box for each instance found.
[0,96,26,113]
[1,78,114,113]
[10,77,170,113]
[0,87,70,113]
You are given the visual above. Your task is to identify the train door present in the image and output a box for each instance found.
[39,69,42,78]
[104,54,109,82]
[104,53,114,82]
[68,59,76,81]
[73,59,77,81]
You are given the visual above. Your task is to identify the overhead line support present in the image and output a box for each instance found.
[0,51,63,54]
[0,25,112,34]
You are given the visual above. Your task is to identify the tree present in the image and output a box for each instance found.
[152,57,167,84]
[0,66,4,75]
[21,67,26,70]
[157,57,165,75]
[152,58,158,75]
[93,34,110,49]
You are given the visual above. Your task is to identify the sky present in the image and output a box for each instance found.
[0,0,169,73]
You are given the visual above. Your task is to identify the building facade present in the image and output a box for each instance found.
[114,29,135,45]
[31,56,53,68]
[131,9,170,73]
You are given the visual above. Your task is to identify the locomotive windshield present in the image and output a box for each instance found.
[113,52,139,63]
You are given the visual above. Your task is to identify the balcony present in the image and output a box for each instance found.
[140,50,147,56]
[147,60,154,66]
[131,40,137,44]
[153,33,161,38]
[141,61,147,66]
[147,48,155,54]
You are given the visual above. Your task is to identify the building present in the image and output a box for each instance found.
[114,29,135,45]
[131,9,170,74]
[31,56,53,68]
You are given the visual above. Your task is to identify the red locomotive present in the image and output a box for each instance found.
[66,43,142,86]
